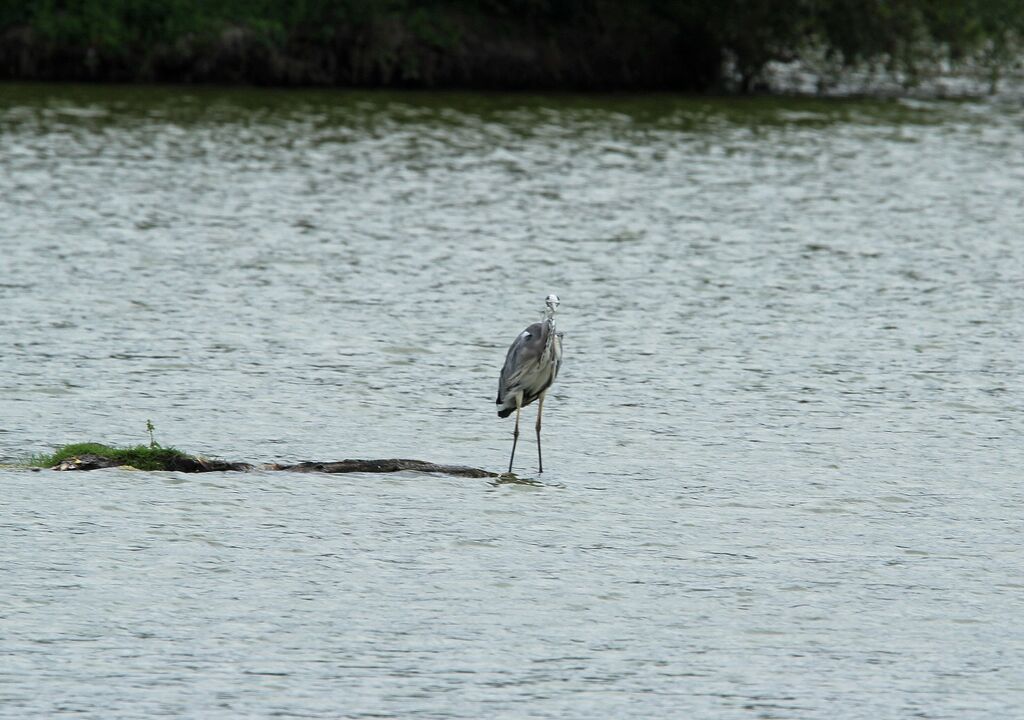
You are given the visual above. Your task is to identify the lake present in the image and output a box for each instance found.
[1,84,1022,718]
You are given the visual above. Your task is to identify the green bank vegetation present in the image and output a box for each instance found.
[1,1,1023,91]
[28,419,194,470]
[27,419,204,471]
[29,442,196,470]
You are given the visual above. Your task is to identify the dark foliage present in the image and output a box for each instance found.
[0,1,1021,90]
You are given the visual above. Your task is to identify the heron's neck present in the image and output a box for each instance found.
[542,314,557,355]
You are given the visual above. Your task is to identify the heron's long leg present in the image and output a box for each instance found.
[536,391,545,474]
[508,397,522,474]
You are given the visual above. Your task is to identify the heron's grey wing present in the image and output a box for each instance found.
[497,330,527,403]
[506,323,548,384]
[498,322,546,399]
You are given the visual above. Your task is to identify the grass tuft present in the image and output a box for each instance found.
[29,442,194,471]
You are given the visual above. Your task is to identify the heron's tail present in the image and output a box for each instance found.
[496,390,515,418]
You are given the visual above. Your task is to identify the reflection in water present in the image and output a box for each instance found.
[1,84,1022,719]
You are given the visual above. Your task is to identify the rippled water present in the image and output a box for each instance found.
[2,84,1023,718]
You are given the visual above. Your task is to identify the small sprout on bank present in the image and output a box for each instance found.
[146,419,159,448]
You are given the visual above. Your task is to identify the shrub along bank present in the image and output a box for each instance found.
[1,1,1021,91]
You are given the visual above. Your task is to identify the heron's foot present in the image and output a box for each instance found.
[493,472,543,487]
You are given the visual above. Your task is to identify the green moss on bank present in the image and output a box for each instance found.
[30,442,194,471]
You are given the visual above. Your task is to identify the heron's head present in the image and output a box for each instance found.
[545,294,560,313]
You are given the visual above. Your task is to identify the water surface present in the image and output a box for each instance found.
[1,84,1022,718]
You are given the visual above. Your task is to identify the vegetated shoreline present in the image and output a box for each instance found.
[2,1,1021,94]
[0,17,722,92]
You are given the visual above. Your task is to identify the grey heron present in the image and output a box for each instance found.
[496,294,563,473]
